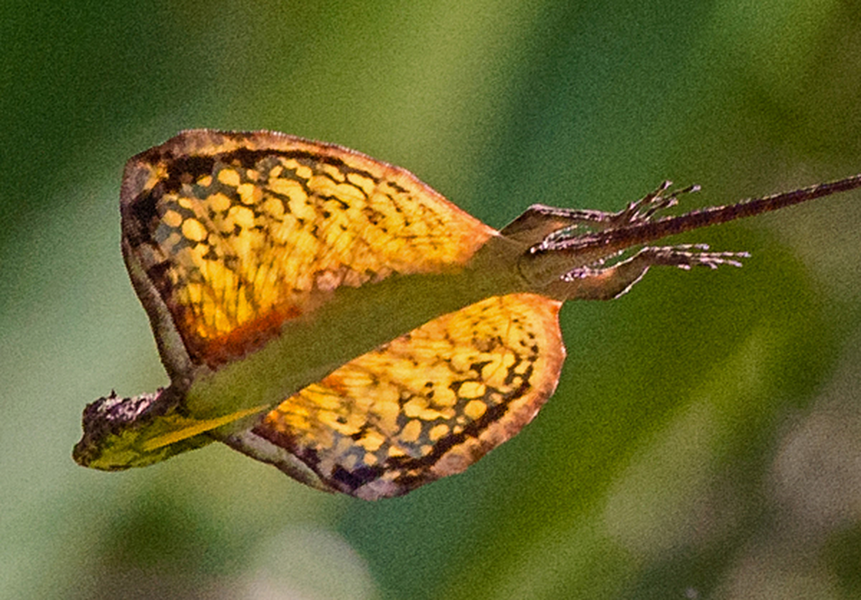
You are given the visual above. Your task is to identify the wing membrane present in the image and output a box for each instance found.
[226,293,565,499]
[121,129,494,370]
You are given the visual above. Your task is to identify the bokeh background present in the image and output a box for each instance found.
[4,1,861,598]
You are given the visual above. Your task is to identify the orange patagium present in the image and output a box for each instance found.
[73,129,861,500]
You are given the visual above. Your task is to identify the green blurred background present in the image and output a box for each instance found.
[4,0,861,598]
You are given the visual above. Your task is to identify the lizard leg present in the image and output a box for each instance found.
[501,181,697,245]
[541,244,748,301]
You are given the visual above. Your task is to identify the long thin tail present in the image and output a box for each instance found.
[522,174,861,286]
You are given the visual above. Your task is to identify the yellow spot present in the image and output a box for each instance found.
[266,177,303,201]
[388,446,407,458]
[197,175,213,187]
[163,210,183,228]
[431,387,457,407]
[403,398,427,419]
[458,381,486,399]
[262,196,285,219]
[182,218,207,242]
[209,192,232,212]
[217,168,241,187]
[400,419,422,443]
[228,205,255,229]
[237,182,260,205]
[464,400,487,421]
[429,424,449,441]
[357,430,385,452]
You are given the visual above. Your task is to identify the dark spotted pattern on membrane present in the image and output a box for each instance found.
[255,293,564,499]
[122,130,493,367]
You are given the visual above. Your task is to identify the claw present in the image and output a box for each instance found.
[533,181,703,251]
[638,246,750,270]
[610,181,702,227]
